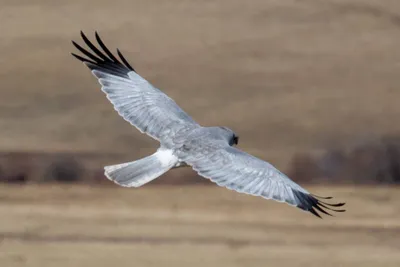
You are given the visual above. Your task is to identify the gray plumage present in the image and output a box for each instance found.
[71,31,346,218]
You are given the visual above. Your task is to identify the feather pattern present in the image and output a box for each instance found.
[71,31,198,143]
[179,141,345,218]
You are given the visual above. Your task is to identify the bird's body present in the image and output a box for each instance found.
[71,31,345,218]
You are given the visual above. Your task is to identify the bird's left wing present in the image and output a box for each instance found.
[181,144,345,218]
[71,31,199,142]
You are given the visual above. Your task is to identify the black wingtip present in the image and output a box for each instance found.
[117,48,135,71]
[80,30,86,39]
[71,31,136,76]
[293,190,346,218]
[311,194,333,200]
[71,52,95,64]
[309,207,323,219]
[95,31,122,64]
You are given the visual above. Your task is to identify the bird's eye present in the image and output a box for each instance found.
[233,135,239,145]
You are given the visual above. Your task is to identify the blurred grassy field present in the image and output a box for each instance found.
[1,1,400,264]
[0,184,399,267]
[1,0,400,170]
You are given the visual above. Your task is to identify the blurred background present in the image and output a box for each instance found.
[1,0,400,266]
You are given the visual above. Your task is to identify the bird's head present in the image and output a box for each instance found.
[219,126,239,146]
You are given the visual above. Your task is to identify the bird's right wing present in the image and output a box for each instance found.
[181,143,345,218]
[71,31,199,142]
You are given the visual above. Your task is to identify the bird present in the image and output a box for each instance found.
[71,31,345,218]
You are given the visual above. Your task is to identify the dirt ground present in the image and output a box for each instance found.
[0,184,399,267]
[1,0,400,170]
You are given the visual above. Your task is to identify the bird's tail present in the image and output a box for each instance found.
[104,149,178,187]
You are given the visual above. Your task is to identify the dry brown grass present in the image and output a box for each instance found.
[1,0,400,170]
[0,184,399,267]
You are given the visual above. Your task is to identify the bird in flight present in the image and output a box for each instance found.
[71,31,345,218]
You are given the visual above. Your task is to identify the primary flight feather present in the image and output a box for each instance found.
[71,31,345,218]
